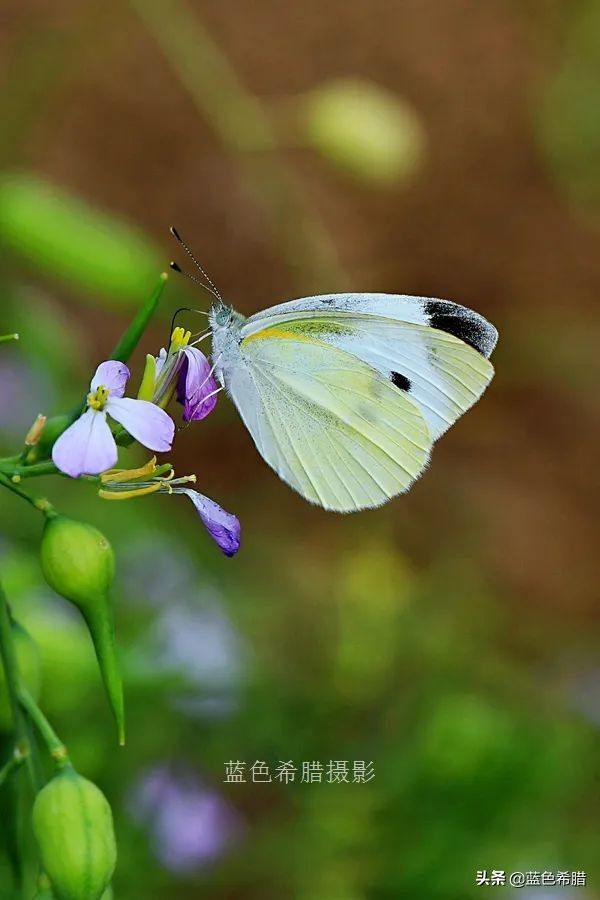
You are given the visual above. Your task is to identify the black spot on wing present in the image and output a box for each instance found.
[424,300,497,357]
[390,371,411,391]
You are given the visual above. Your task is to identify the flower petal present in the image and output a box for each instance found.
[52,408,117,477]
[177,347,218,422]
[154,348,168,378]
[91,361,130,397]
[107,397,174,451]
[177,489,240,556]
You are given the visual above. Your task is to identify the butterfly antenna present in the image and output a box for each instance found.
[170,226,223,303]
[169,261,220,305]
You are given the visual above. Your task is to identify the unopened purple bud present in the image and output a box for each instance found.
[177,347,218,422]
[176,489,240,556]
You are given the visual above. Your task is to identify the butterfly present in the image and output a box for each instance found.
[170,232,498,513]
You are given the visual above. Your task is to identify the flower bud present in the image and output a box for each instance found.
[300,78,426,185]
[25,414,47,446]
[40,516,124,744]
[0,621,41,732]
[32,764,116,900]
[27,414,74,462]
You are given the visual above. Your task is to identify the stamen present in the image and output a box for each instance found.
[87,385,110,411]
[189,331,213,347]
[99,483,163,500]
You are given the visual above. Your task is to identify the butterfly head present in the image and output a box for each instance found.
[213,303,234,327]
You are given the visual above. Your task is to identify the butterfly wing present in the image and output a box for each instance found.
[226,330,431,512]
[241,293,497,440]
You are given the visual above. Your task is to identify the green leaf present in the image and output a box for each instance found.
[110,272,168,363]
[0,172,163,306]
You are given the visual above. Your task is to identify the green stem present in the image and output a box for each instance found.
[0,473,55,515]
[0,589,23,741]
[0,461,99,483]
[0,461,56,478]
[0,333,19,343]
[110,272,168,362]
[0,581,40,791]
[130,0,348,290]
[0,743,27,788]
[18,688,69,767]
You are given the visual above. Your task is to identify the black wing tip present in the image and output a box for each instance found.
[424,300,497,358]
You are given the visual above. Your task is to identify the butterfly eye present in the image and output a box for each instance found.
[215,305,233,326]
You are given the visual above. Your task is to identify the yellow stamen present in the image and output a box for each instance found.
[101,457,159,483]
[169,326,192,353]
[99,483,163,500]
[87,385,110,411]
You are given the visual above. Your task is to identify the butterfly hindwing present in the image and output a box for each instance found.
[235,331,431,512]
[211,291,497,512]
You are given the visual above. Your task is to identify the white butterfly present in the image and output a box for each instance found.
[207,292,498,513]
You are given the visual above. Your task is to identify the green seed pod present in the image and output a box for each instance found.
[0,622,41,732]
[300,78,426,185]
[32,885,111,900]
[40,516,124,744]
[32,765,116,900]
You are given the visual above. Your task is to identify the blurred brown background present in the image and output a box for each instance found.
[0,1,599,898]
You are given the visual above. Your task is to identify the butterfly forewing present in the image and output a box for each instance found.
[240,294,496,440]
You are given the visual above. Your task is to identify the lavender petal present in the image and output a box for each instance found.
[90,360,130,397]
[52,408,118,477]
[107,397,175,452]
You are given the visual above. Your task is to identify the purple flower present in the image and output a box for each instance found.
[128,764,242,874]
[176,346,218,422]
[52,361,175,478]
[151,329,218,422]
[174,488,240,556]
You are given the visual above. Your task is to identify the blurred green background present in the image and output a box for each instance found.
[1,1,599,898]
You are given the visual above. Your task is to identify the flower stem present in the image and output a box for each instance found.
[18,688,69,767]
[0,462,99,484]
[0,333,19,343]
[0,580,41,789]
[0,742,28,788]
[0,587,23,740]
[0,472,55,515]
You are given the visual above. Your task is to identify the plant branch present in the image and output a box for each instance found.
[0,742,28,788]
[19,688,69,767]
[0,580,41,790]
[0,472,55,515]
